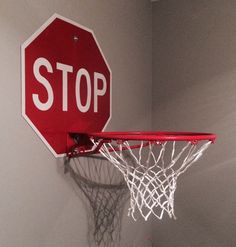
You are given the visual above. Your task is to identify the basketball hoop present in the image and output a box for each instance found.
[67,132,216,221]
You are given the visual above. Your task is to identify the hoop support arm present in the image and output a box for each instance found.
[67,133,108,157]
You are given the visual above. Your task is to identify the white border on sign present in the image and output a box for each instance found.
[21,13,112,157]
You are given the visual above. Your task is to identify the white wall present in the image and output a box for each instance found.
[0,1,152,246]
[152,0,236,246]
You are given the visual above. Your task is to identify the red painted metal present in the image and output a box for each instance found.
[88,131,216,142]
[22,14,111,157]
[67,132,216,157]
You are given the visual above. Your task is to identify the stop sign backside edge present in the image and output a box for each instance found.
[22,14,112,157]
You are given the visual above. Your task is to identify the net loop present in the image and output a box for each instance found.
[89,138,212,221]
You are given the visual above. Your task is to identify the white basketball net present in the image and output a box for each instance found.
[90,139,212,221]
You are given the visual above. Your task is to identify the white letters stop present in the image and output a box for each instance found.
[33,57,107,112]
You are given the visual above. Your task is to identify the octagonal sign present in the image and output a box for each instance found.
[22,14,111,157]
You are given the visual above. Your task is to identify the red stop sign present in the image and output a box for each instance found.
[22,14,111,157]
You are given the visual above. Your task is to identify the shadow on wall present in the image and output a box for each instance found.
[153,70,236,132]
[57,155,129,247]
[152,1,236,246]
[152,0,236,131]
[178,156,236,244]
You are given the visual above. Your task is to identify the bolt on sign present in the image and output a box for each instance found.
[22,14,112,157]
